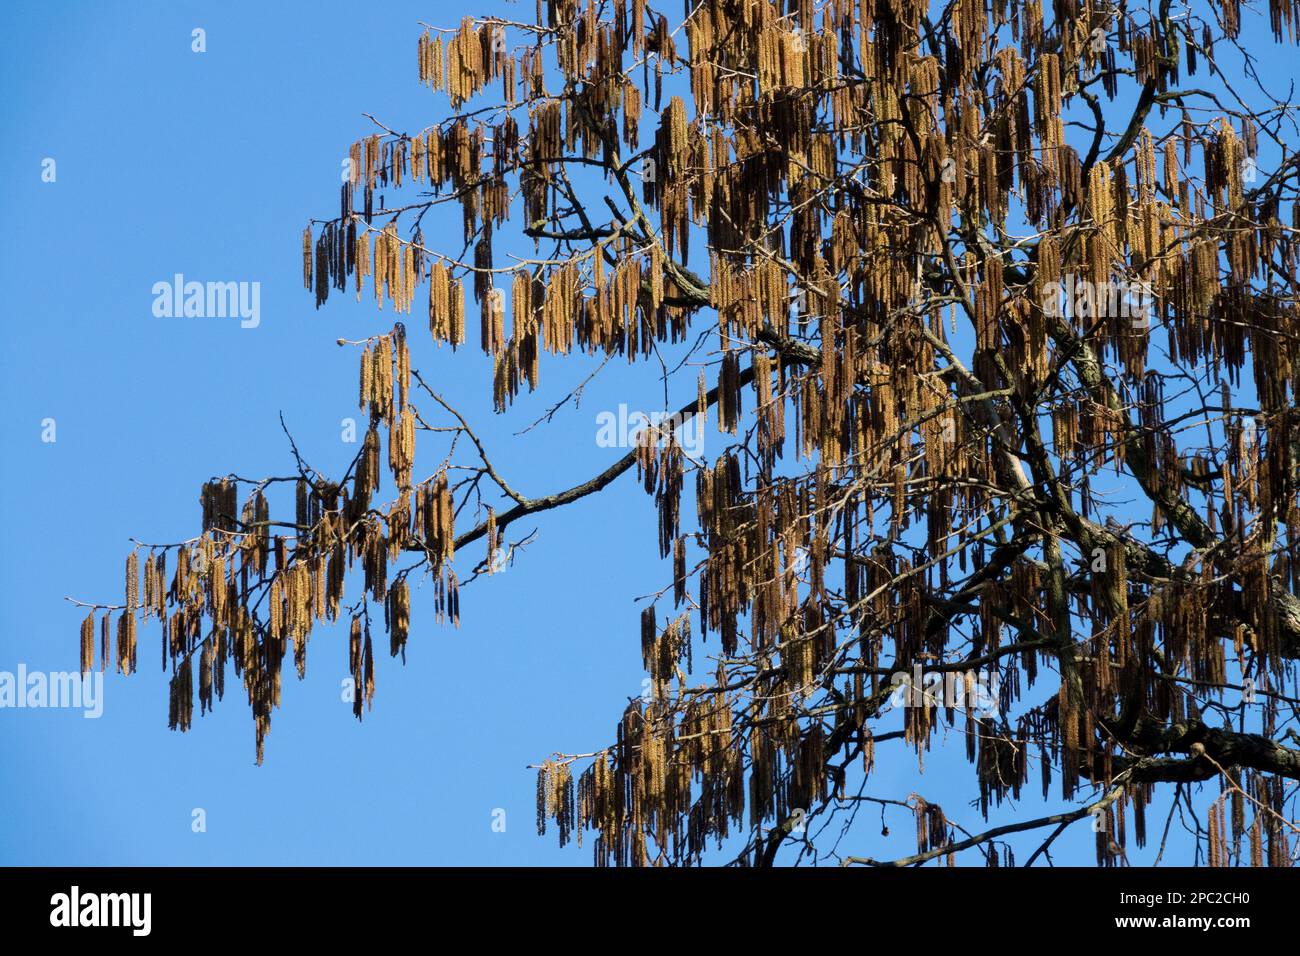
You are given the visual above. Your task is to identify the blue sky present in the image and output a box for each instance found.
[0,1,1294,867]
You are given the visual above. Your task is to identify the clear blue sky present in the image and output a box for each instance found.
[0,1,1292,867]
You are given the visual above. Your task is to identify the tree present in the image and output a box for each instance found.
[72,0,1300,867]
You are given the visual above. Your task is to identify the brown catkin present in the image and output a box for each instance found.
[126,552,139,611]
[450,279,466,347]
[79,611,94,673]
[302,227,313,290]
[360,344,373,411]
